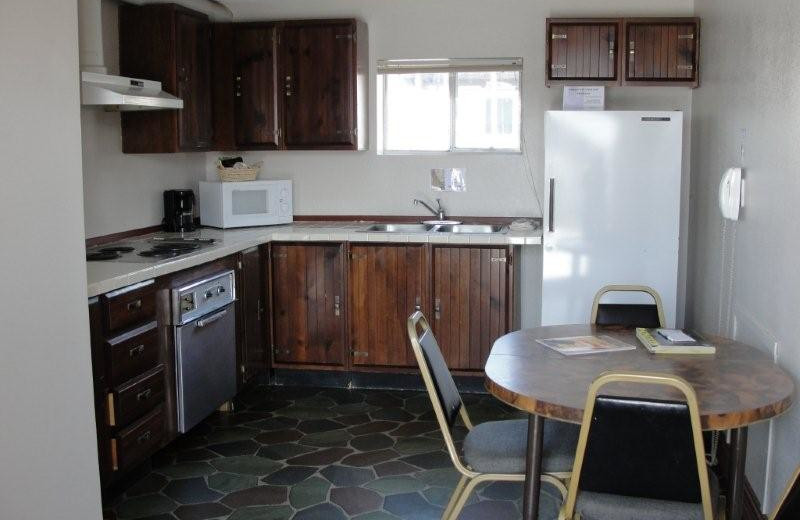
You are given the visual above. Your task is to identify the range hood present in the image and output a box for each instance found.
[81,71,183,111]
[78,0,231,111]
[81,72,183,111]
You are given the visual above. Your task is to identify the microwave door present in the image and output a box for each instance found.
[226,186,270,227]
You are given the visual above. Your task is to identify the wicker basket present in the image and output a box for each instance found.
[216,161,262,182]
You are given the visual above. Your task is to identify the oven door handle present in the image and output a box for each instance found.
[196,308,228,328]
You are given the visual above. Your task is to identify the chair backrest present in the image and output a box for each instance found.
[562,372,714,520]
[771,465,800,520]
[407,311,466,455]
[591,285,666,328]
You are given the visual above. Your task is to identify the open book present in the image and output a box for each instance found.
[636,328,716,355]
[536,335,636,356]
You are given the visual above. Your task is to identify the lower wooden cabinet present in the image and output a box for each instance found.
[238,246,268,385]
[271,243,346,366]
[349,244,429,368]
[432,246,512,370]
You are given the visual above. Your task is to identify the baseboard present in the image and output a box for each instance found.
[744,478,766,520]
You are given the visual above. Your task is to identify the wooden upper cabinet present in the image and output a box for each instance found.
[546,19,620,85]
[119,4,213,153]
[349,244,429,368]
[624,18,700,87]
[176,11,213,149]
[282,20,367,150]
[233,24,280,149]
[271,243,346,366]
[432,247,512,371]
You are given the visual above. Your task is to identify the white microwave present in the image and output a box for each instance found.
[199,180,293,228]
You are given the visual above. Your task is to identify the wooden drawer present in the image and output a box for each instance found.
[108,365,165,428]
[111,405,165,472]
[106,321,159,386]
[102,280,156,333]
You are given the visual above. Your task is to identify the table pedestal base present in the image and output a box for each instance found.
[522,414,545,520]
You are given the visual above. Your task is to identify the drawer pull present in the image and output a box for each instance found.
[137,431,152,444]
[129,344,145,358]
[136,389,152,402]
[126,299,142,311]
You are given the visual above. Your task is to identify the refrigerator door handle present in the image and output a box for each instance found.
[548,178,555,232]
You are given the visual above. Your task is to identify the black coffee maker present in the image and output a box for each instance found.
[163,190,196,233]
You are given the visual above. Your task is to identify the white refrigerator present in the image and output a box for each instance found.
[542,111,683,327]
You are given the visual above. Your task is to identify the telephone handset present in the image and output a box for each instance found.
[719,167,743,221]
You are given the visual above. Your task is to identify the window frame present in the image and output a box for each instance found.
[377,58,524,155]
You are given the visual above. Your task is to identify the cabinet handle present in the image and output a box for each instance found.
[548,178,555,233]
[110,439,119,471]
[334,295,341,317]
[136,389,152,402]
[434,298,441,320]
[126,299,142,311]
[414,296,421,312]
[128,344,145,358]
[629,41,635,63]
[136,431,152,444]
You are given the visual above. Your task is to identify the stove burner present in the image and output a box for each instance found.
[100,246,135,253]
[138,249,181,259]
[87,251,121,261]
[151,242,202,253]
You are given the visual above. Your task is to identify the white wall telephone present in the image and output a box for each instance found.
[719,167,743,220]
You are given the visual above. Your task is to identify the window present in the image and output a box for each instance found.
[378,58,522,154]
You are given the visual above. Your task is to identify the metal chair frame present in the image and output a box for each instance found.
[590,284,666,327]
[407,311,568,520]
[559,372,717,520]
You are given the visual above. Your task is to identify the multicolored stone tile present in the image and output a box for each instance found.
[110,385,559,520]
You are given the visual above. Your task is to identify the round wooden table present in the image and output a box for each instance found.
[484,325,794,520]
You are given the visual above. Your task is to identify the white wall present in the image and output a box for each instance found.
[0,1,102,519]
[81,0,207,238]
[689,0,800,512]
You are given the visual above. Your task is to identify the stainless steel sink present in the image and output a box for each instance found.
[363,224,435,233]
[434,224,507,234]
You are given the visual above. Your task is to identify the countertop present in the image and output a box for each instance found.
[86,220,542,298]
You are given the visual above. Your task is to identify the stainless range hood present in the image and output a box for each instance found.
[81,71,183,111]
[78,0,231,111]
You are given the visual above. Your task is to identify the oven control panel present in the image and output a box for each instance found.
[171,270,235,325]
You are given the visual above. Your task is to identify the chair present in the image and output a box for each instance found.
[591,285,666,328]
[770,463,800,519]
[559,372,721,520]
[407,311,579,520]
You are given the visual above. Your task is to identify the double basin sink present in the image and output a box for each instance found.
[363,223,506,234]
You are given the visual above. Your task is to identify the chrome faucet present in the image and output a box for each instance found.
[413,198,446,221]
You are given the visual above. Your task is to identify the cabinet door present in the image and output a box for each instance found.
[547,20,619,84]
[282,22,357,149]
[432,247,510,371]
[176,11,213,150]
[349,245,429,367]
[624,19,699,86]
[234,25,280,149]
[240,247,267,384]
[272,244,345,366]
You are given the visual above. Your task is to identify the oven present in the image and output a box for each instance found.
[199,179,293,228]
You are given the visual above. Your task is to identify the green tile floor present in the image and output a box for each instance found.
[110,386,563,520]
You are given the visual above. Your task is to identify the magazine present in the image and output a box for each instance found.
[536,335,636,356]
